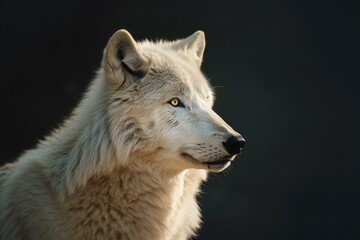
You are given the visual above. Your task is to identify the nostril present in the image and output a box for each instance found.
[222,135,245,155]
[239,138,246,148]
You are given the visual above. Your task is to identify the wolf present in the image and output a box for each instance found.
[0,29,245,240]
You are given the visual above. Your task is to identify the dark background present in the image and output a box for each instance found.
[1,0,359,239]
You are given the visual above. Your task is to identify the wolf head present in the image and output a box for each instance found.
[101,29,245,173]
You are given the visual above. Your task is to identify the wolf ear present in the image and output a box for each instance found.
[102,29,148,88]
[175,31,206,67]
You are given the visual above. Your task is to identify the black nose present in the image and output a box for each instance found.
[222,135,246,155]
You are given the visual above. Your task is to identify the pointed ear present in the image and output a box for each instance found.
[102,29,149,88]
[176,31,206,67]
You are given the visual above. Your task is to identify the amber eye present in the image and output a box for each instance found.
[170,99,179,106]
[168,98,185,108]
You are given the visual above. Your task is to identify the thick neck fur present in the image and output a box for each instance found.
[33,72,117,197]
[65,161,205,240]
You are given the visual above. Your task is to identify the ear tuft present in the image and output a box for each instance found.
[102,29,148,88]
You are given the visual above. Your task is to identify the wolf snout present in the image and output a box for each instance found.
[222,135,246,155]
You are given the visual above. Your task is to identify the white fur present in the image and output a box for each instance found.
[0,29,242,240]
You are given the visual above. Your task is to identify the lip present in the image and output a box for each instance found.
[181,152,233,171]
[203,159,231,166]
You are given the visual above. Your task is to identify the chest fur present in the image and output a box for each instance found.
[65,169,205,240]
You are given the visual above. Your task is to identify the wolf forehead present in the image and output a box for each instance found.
[135,46,213,102]
[140,64,211,102]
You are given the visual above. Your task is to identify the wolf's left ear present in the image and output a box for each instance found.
[176,31,206,67]
[102,29,149,88]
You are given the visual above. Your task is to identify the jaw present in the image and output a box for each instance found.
[206,160,232,172]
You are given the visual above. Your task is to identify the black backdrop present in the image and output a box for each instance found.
[1,1,359,239]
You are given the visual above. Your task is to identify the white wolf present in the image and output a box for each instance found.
[0,29,245,240]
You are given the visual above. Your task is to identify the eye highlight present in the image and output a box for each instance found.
[168,98,185,108]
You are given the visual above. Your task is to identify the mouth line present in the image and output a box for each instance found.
[180,153,231,166]
[203,159,231,166]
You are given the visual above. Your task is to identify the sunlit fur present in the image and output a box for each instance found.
[0,30,241,240]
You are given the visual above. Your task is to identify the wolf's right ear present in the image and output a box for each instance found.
[102,29,149,88]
